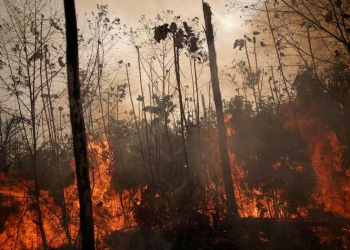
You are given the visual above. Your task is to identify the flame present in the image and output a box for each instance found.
[224,114,235,137]
[0,110,349,248]
[285,115,349,218]
[0,134,141,249]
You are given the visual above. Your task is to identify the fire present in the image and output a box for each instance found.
[0,110,349,248]
[223,110,348,220]
[224,114,235,137]
[0,134,141,249]
[286,116,350,218]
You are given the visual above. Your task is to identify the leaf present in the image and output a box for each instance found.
[32,52,43,61]
[136,95,144,102]
[30,21,36,35]
[154,23,170,43]
[188,36,199,53]
[324,11,332,23]
[233,39,245,50]
[143,106,161,115]
[335,50,341,57]
[58,57,65,67]
[244,35,252,43]
[170,22,177,33]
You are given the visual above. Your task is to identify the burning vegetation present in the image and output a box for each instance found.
[1,70,350,248]
[1,0,350,249]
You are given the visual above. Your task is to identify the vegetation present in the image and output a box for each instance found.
[0,0,350,249]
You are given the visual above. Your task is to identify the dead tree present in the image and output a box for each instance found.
[202,1,239,220]
[63,0,95,249]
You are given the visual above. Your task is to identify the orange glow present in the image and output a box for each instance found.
[224,114,235,137]
[0,134,141,249]
[0,110,349,248]
[284,111,349,219]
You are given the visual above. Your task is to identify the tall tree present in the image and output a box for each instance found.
[63,0,95,249]
[0,0,67,248]
[227,0,350,106]
[202,1,239,219]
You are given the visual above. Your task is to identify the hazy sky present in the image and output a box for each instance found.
[75,0,240,33]
[74,0,249,98]
[75,0,246,62]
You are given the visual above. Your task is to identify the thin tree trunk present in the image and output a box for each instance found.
[63,1,95,249]
[268,66,278,106]
[201,93,207,122]
[136,47,154,179]
[265,3,302,141]
[194,60,200,134]
[202,1,239,220]
[253,37,262,105]
[244,37,259,113]
[173,38,189,173]
[28,8,47,248]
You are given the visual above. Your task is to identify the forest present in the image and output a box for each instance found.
[0,0,350,249]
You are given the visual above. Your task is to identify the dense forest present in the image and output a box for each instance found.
[0,0,350,249]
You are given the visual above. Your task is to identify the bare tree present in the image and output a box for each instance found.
[0,0,68,248]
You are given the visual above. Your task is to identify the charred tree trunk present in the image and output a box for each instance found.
[202,1,239,220]
[63,1,95,249]
[32,141,48,250]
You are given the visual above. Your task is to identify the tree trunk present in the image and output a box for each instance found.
[173,39,189,173]
[63,1,95,249]
[202,1,239,220]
